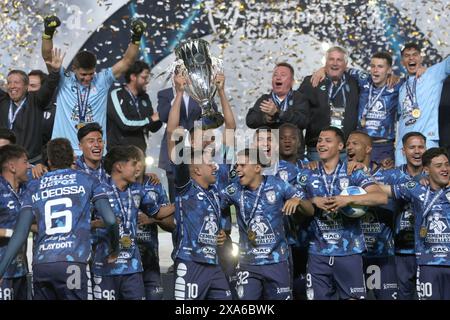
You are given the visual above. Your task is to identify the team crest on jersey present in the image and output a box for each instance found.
[406,181,416,189]
[229,168,237,179]
[339,178,349,189]
[133,194,141,207]
[266,190,276,204]
[298,174,308,185]
[226,185,236,195]
[320,85,326,91]
[147,190,157,201]
[279,170,288,182]
[446,192,450,203]
[359,73,368,80]
[142,100,148,107]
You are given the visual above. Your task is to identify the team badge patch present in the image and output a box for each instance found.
[406,181,416,189]
[320,85,326,91]
[279,170,288,182]
[339,178,349,189]
[133,194,141,207]
[147,190,157,201]
[229,168,237,179]
[226,185,236,195]
[298,174,308,185]
[266,190,276,204]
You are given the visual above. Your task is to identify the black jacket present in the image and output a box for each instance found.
[246,90,309,130]
[106,85,162,152]
[0,70,59,163]
[297,73,360,148]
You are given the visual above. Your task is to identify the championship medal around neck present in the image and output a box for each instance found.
[247,229,257,246]
[360,116,366,128]
[120,235,132,249]
[411,108,421,119]
[419,226,427,238]
[75,122,86,130]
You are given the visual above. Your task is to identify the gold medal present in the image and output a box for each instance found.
[419,226,427,238]
[247,230,257,245]
[75,122,86,130]
[360,117,366,128]
[120,235,132,248]
[411,108,421,119]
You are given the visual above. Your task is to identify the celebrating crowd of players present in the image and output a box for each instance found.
[0,15,449,300]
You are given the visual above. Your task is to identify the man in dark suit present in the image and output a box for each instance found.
[298,46,360,161]
[157,86,201,202]
[439,76,450,156]
[246,62,309,132]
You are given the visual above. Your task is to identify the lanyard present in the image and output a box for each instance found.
[362,84,386,118]
[194,183,221,221]
[112,184,132,231]
[405,77,417,106]
[8,98,27,129]
[125,87,142,118]
[319,161,343,197]
[239,177,266,228]
[421,187,443,221]
[328,75,346,100]
[76,84,91,123]
[79,157,104,181]
[271,90,292,112]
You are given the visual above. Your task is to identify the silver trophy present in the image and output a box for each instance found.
[174,39,224,130]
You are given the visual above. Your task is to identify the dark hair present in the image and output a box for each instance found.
[125,60,150,83]
[47,138,74,169]
[422,147,449,167]
[275,62,294,78]
[401,43,422,56]
[321,126,345,144]
[72,50,97,69]
[279,123,303,144]
[348,130,373,147]
[104,145,140,175]
[402,131,426,145]
[0,128,16,144]
[372,51,393,67]
[0,144,27,172]
[237,148,267,166]
[77,122,103,142]
[7,70,29,85]
[28,69,48,84]
[254,126,272,138]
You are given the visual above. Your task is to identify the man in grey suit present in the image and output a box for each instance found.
[157,87,201,202]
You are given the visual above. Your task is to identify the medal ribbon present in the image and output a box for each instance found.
[76,84,91,123]
[318,161,343,197]
[8,98,27,129]
[193,183,221,222]
[112,184,132,231]
[271,90,293,112]
[361,84,386,119]
[239,177,266,229]
[125,87,143,118]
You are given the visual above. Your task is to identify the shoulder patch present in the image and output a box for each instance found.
[229,168,237,179]
[298,174,308,185]
[406,181,417,189]
[226,185,236,195]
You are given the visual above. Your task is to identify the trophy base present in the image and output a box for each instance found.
[201,110,224,130]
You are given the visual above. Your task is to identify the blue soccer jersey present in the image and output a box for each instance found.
[0,177,28,278]
[391,165,424,254]
[221,175,305,265]
[52,68,116,155]
[137,176,169,269]
[171,163,222,265]
[348,68,401,141]
[75,155,108,183]
[21,169,108,264]
[296,161,376,256]
[361,165,410,257]
[92,177,160,276]
[392,182,450,266]
[276,159,307,246]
